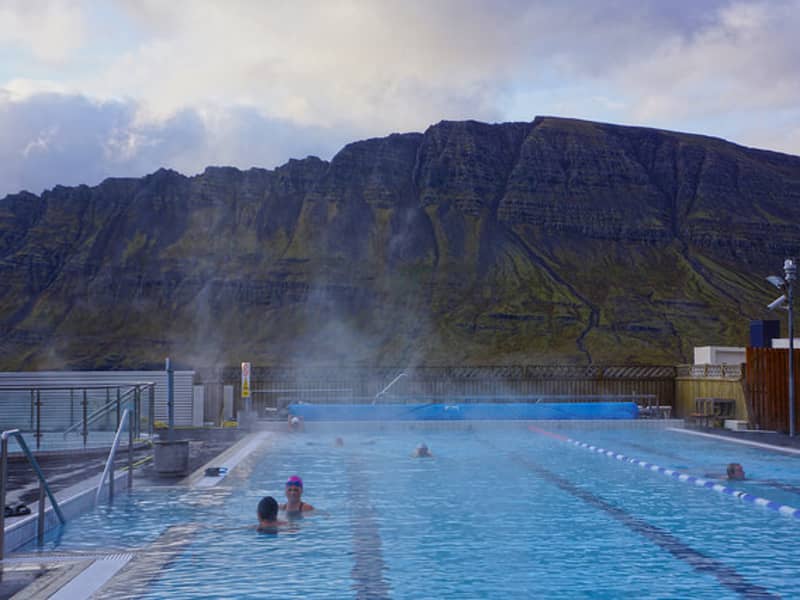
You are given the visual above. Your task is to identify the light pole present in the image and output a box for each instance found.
[786,259,796,437]
[767,258,796,436]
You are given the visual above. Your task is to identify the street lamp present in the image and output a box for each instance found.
[767,258,797,436]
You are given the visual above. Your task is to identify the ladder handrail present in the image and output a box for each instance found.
[95,408,131,505]
[0,428,66,559]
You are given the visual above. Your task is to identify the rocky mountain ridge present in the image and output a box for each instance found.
[1,116,799,369]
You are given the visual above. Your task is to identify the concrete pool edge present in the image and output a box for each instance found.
[184,431,271,488]
[2,468,131,556]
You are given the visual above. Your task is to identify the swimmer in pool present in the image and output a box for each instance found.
[703,462,746,481]
[256,496,287,533]
[726,462,746,480]
[279,475,315,518]
[412,443,432,458]
[288,415,305,432]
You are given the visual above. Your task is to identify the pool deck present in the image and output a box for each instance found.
[3,421,800,598]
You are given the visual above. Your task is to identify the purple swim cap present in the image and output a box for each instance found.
[286,475,303,487]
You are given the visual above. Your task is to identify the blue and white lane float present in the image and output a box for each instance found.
[528,425,800,521]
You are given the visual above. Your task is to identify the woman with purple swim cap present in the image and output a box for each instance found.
[279,475,315,518]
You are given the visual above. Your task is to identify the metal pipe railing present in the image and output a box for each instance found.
[373,372,407,404]
[0,429,66,559]
[95,408,132,505]
[62,383,152,440]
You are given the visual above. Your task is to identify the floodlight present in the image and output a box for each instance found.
[767,275,785,288]
[768,294,787,311]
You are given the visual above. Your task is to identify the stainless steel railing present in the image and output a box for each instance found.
[373,372,407,404]
[62,383,153,441]
[0,429,66,559]
[95,408,134,505]
[0,382,156,450]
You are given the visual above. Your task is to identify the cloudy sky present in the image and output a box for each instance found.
[1,0,798,199]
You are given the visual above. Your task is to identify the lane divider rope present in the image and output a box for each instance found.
[528,425,800,520]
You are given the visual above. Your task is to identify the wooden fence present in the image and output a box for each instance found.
[746,347,800,433]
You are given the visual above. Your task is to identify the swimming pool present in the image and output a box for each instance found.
[21,422,800,598]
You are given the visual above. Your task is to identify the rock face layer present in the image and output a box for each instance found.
[1,116,799,369]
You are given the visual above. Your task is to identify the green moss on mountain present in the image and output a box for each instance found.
[1,117,799,369]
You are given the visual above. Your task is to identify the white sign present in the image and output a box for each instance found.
[241,362,251,398]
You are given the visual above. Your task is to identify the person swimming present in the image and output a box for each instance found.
[256,496,287,534]
[279,475,315,518]
[703,462,746,481]
[412,443,432,458]
[726,462,746,480]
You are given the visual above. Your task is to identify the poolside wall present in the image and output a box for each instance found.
[2,469,129,555]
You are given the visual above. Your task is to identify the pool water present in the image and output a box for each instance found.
[25,424,800,598]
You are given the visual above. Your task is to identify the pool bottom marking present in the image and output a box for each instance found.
[344,454,391,600]
[511,452,778,600]
[532,426,800,521]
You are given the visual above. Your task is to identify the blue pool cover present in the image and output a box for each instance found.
[288,402,639,421]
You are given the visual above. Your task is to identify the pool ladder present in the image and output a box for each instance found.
[0,429,66,559]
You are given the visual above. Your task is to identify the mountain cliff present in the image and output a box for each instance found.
[1,116,799,369]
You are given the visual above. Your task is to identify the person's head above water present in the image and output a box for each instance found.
[282,475,315,513]
[257,496,279,522]
[726,463,745,480]
[413,443,432,457]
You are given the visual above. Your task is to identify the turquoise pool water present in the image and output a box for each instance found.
[25,424,800,598]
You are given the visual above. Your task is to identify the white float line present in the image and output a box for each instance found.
[564,436,800,521]
[667,427,800,456]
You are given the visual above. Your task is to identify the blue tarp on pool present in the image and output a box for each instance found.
[288,402,639,421]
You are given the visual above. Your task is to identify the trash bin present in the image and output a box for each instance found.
[153,439,190,477]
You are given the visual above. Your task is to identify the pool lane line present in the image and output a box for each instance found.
[344,454,391,600]
[512,452,779,600]
[528,426,800,521]
[669,427,800,456]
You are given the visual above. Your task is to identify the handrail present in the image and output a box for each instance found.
[61,384,137,439]
[62,382,153,439]
[373,372,407,404]
[96,408,133,505]
[0,428,66,559]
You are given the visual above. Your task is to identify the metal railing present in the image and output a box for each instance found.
[0,429,66,559]
[373,372,407,404]
[96,408,134,505]
[63,383,154,442]
[0,382,155,450]
[676,364,745,379]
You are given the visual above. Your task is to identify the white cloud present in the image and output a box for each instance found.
[0,92,347,197]
[1,0,799,198]
[0,0,86,63]
[21,125,58,157]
